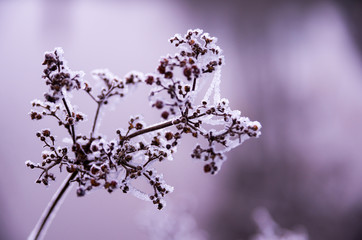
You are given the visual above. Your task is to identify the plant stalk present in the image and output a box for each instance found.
[28,171,78,240]
[29,97,78,240]
[125,112,206,141]
[90,102,102,139]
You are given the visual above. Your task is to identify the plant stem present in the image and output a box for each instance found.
[192,77,197,91]
[125,112,206,141]
[29,172,78,240]
[29,97,79,240]
[62,98,76,143]
[126,119,174,140]
[90,102,102,139]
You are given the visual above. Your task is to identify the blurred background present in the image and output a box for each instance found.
[1,0,362,239]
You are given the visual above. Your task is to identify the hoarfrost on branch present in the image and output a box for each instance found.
[27,29,261,210]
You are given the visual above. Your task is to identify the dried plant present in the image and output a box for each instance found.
[27,29,261,239]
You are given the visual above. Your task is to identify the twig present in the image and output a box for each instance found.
[30,98,78,240]
[90,102,102,139]
[124,113,206,141]
[62,98,76,143]
[29,172,77,240]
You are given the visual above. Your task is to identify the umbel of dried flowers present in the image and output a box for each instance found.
[27,29,261,239]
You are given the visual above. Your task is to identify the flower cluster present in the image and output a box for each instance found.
[148,29,224,120]
[42,48,85,103]
[27,29,261,210]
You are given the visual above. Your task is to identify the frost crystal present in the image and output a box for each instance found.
[27,29,261,210]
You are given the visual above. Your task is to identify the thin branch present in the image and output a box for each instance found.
[121,161,137,169]
[192,77,197,91]
[90,85,118,139]
[29,172,77,240]
[85,90,98,103]
[30,98,79,240]
[62,98,76,143]
[125,120,174,140]
[124,113,206,141]
[90,102,102,139]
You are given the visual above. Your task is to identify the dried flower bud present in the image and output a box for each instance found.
[161,111,169,119]
[165,132,173,141]
[42,129,50,137]
[154,100,164,109]
[145,76,154,85]
[164,72,173,79]
[77,188,86,197]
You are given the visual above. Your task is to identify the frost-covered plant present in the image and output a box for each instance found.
[27,29,261,239]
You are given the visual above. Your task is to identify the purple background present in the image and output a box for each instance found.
[1,0,362,239]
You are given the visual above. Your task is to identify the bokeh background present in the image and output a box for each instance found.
[1,0,362,239]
